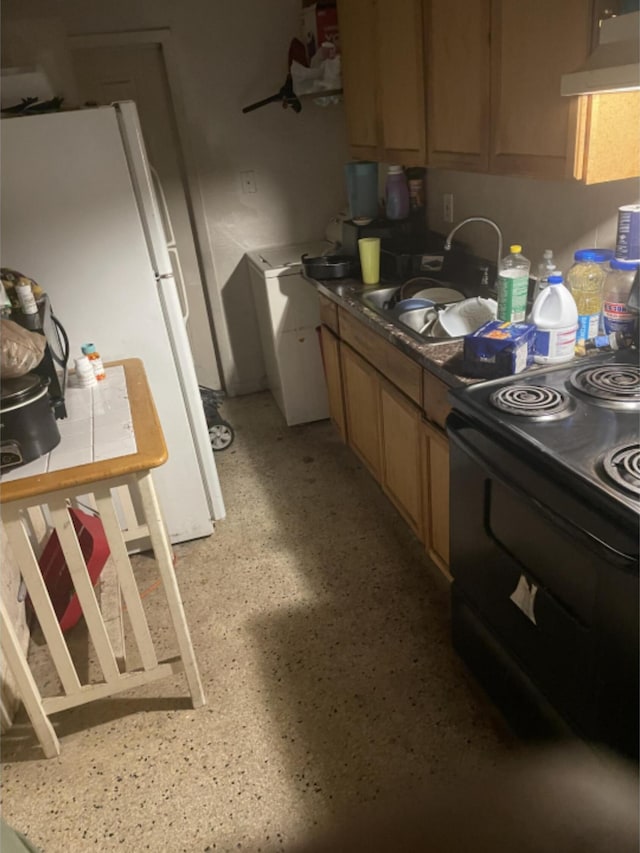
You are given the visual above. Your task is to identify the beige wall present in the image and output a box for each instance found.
[1,0,350,395]
[426,168,640,275]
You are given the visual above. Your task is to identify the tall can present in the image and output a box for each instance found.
[566,248,613,344]
[615,204,640,261]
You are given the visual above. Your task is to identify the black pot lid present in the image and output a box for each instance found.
[0,372,49,406]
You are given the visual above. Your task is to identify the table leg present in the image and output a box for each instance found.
[0,597,60,758]
[133,471,206,708]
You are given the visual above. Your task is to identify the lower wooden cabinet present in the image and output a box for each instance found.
[379,378,423,538]
[422,420,451,577]
[322,309,451,576]
[341,343,382,480]
[319,325,346,441]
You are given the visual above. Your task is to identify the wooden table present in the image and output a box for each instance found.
[0,359,205,758]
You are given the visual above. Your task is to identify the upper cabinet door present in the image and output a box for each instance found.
[426,0,491,172]
[489,0,592,179]
[377,0,427,165]
[338,0,381,160]
[338,0,427,164]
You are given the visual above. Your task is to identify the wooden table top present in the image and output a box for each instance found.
[0,358,167,504]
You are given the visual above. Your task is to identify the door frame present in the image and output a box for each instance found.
[68,28,233,392]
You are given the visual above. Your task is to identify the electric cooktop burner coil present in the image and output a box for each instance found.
[570,364,640,408]
[601,443,640,496]
[489,385,572,420]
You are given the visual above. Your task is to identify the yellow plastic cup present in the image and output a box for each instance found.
[358,237,381,286]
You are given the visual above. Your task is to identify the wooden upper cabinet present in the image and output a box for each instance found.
[338,0,380,159]
[337,0,427,164]
[426,0,491,171]
[490,0,592,179]
[425,0,636,183]
[377,0,426,164]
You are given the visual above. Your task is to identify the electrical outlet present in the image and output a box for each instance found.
[240,170,257,193]
[443,193,454,223]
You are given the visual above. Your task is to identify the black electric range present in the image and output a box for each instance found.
[450,348,639,525]
[446,348,639,760]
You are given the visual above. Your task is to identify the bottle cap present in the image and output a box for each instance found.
[81,343,96,355]
[610,258,640,270]
[548,274,563,285]
[574,248,614,263]
[510,244,522,253]
[387,165,404,174]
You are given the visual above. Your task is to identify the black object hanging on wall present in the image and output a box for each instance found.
[242,73,301,114]
[242,38,306,114]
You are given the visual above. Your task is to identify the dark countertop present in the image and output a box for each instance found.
[311,276,481,388]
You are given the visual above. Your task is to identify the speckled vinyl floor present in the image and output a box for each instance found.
[1,391,515,851]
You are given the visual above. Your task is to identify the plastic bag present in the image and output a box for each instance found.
[1,318,46,378]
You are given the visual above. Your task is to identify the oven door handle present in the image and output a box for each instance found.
[450,426,639,571]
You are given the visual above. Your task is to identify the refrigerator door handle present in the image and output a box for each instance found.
[168,245,189,322]
[150,164,176,247]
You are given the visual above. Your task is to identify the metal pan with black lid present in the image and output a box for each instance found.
[301,254,357,280]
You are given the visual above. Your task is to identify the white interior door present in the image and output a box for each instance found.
[70,42,221,389]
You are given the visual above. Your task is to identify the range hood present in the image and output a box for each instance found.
[561,11,640,95]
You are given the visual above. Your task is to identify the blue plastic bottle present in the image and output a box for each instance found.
[385,165,410,220]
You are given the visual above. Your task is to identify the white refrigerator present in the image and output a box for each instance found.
[0,102,225,543]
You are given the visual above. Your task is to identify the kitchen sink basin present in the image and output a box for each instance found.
[360,285,405,312]
[359,281,466,343]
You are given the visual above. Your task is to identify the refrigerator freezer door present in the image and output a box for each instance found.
[115,102,225,521]
[0,107,215,542]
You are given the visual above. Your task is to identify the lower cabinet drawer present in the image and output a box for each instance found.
[339,308,422,405]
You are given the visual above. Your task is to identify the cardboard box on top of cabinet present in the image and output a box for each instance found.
[301,2,338,62]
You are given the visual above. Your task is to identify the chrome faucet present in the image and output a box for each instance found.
[444,216,504,288]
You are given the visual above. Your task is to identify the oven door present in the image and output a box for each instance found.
[447,412,639,759]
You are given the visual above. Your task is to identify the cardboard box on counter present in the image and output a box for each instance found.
[463,320,536,378]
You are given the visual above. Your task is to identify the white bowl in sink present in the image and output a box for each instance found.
[437,297,497,337]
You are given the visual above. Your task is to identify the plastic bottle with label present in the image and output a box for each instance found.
[497,244,530,322]
[531,273,578,364]
[602,258,639,335]
[74,355,98,388]
[385,165,410,221]
[532,249,556,301]
[81,342,106,381]
[566,248,613,345]
[15,281,39,315]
